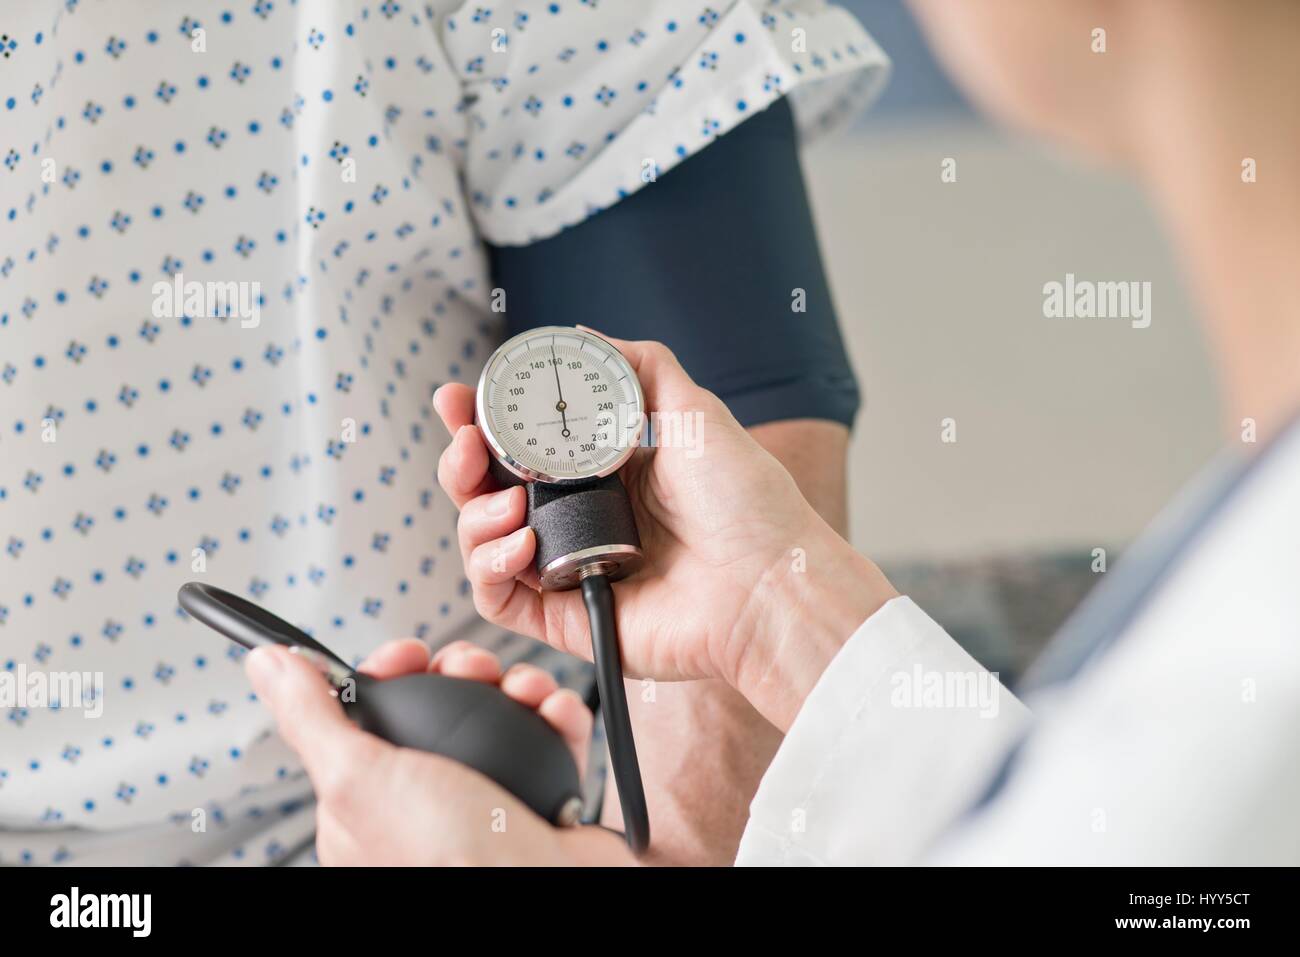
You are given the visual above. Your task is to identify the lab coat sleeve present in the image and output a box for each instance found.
[922,573,1300,865]
[735,596,1032,866]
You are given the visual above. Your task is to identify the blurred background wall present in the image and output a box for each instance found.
[802,1,1222,675]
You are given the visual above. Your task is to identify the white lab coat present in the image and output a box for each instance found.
[737,426,1300,865]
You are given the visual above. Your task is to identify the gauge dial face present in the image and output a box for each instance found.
[476,327,643,483]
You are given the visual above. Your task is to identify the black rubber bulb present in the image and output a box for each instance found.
[177,583,582,826]
[342,671,583,825]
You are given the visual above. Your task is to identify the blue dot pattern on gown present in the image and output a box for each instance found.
[0,1,887,865]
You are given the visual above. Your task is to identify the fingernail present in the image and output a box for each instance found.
[245,646,285,695]
[288,646,327,669]
[486,487,515,517]
[505,526,530,549]
[288,646,351,687]
[248,646,284,673]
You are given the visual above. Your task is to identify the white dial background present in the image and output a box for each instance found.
[481,330,642,481]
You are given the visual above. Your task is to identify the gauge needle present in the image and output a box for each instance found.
[550,342,570,437]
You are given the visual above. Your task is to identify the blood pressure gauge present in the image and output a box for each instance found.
[475,325,646,590]
[475,324,651,854]
[476,325,644,484]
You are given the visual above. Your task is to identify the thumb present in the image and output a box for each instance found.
[575,325,706,414]
[245,646,382,787]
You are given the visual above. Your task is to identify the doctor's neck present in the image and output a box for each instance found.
[1122,3,1300,445]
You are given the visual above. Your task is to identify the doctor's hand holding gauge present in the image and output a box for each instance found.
[439,326,897,751]
[242,329,892,864]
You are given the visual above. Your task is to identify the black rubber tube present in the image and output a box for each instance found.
[581,573,650,855]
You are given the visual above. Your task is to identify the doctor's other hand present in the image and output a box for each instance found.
[434,333,898,732]
[245,638,633,866]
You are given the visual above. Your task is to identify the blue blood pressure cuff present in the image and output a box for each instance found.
[488,97,860,430]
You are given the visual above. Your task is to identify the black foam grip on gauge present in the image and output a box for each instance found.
[526,474,640,574]
[486,456,526,489]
